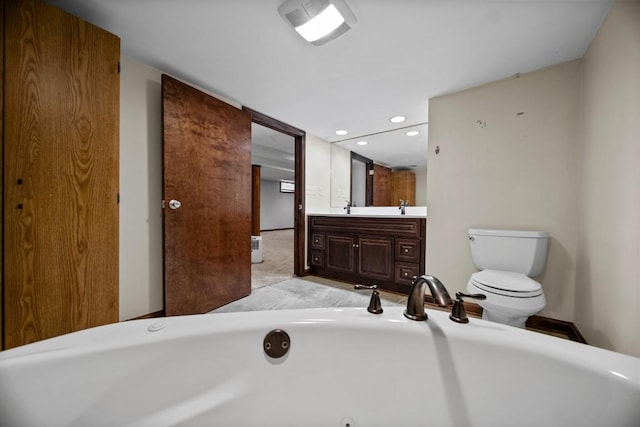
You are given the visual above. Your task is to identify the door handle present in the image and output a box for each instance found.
[168,199,182,210]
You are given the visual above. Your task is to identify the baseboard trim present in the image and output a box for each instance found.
[526,315,588,344]
[126,310,165,321]
[424,296,586,344]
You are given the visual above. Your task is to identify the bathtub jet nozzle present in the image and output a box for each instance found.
[263,329,290,359]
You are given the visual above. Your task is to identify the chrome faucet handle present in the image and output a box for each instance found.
[354,284,383,314]
[449,292,487,324]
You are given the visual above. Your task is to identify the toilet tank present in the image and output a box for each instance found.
[468,229,549,277]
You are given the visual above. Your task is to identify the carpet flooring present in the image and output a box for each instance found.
[251,229,294,289]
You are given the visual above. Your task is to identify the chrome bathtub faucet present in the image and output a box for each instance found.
[404,275,453,321]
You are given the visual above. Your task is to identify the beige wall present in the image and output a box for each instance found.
[576,0,640,357]
[330,144,352,208]
[427,60,584,322]
[119,57,164,320]
[305,134,332,214]
[414,169,427,206]
[427,0,640,357]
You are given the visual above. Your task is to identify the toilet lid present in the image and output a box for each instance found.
[471,270,543,297]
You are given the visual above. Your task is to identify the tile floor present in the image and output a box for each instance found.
[211,276,405,314]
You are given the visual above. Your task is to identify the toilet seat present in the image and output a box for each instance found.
[470,270,543,298]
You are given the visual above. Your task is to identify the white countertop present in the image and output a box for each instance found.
[310,213,426,219]
[309,206,427,218]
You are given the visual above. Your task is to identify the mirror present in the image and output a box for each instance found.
[330,123,428,207]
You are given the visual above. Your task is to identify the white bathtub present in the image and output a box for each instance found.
[0,307,638,427]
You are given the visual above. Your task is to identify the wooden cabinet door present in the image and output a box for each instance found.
[162,75,251,316]
[357,236,394,281]
[3,0,120,348]
[326,234,356,273]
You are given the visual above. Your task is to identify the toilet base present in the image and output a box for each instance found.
[481,310,529,329]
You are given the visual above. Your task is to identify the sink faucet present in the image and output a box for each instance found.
[404,275,453,321]
[344,201,351,215]
[399,200,409,215]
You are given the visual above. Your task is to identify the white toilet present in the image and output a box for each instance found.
[467,228,549,328]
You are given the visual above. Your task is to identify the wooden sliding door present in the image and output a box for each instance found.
[162,75,252,316]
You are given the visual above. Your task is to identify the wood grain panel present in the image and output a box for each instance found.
[4,0,120,348]
[163,75,251,316]
[391,170,416,206]
[372,164,392,206]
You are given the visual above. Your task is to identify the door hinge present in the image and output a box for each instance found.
[162,199,166,209]
[117,193,120,204]
[117,61,121,74]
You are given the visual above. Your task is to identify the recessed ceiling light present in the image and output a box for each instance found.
[390,116,406,123]
[357,141,368,146]
[406,131,419,136]
[336,130,348,135]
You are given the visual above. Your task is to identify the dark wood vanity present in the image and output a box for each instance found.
[308,215,426,293]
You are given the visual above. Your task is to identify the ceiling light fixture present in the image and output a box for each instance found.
[406,131,419,136]
[357,141,368,146]
[390,115,406,123]
[278,0,357,46]
[336,129,348,135]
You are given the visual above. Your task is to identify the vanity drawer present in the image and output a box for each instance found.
[395,239,420,263]
[395,262,419,286]
[311,233,325,250]
[310,252,324,267]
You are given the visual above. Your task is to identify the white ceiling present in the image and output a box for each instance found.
[47,0,612,176]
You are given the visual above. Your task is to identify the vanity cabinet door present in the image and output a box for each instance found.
[310,252,324,268]
[326,235,356,273]
[357,236,394,282]
[395,262,420,287]
[307,216,426,294]
[396,239,420,263]
[310,233,325,250]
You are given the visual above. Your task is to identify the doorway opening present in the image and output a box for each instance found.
[244,107,306,287]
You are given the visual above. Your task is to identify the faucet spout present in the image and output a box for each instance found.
[404,275,453,321]
[398,200,408,215]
